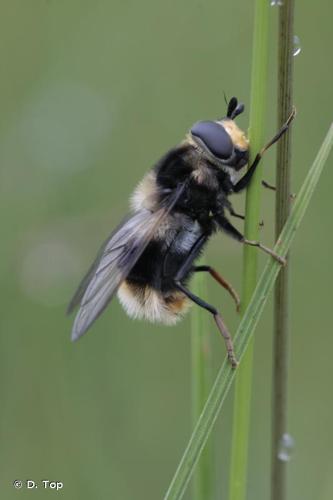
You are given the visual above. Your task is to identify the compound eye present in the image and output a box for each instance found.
[191,121,233,160]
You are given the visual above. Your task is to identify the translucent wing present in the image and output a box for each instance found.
[68,183,186,341]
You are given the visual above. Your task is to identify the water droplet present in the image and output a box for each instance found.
[278,433,295,462]
[270,0,283,6]
[293,35,301,56]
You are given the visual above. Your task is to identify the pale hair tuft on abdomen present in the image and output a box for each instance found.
[117,281,191,325]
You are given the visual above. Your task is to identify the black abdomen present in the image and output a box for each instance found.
[126,214,209,292]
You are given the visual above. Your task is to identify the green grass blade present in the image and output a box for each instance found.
[229,0,270,498]
[272,3,296,497]
[163,124,333,500]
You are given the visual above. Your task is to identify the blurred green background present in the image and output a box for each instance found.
[1,1,332,499]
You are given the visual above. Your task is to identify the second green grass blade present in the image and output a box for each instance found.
[191,263,214,500]
[164,124,333,500]
[229,0,270,498]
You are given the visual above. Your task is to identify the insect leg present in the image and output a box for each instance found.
[229,207,245,220]
[262,180,277,191]
[262,180,296,200]
[175,281,237,368]
[215,215,286,265]
[243,239,286,264]
[193,265,240,312]
[225,199,245,220]
[233,107,296,193]
[173,246,237,368]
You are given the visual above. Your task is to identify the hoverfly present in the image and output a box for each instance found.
[68,97,295,367]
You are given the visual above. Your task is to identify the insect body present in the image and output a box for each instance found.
[68,97,295,367]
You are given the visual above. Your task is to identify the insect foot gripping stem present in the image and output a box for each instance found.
[243,239,286,266]
[261,180,296,200]
[214,314,238,369]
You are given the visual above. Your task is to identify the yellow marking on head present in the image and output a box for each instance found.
[220,119,249,151]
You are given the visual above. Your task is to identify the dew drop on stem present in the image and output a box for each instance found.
[278,433,295,462]
[270,0,283,6]
[293,35,301,56]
